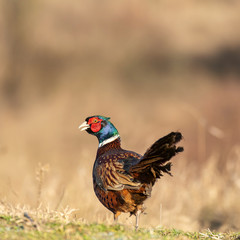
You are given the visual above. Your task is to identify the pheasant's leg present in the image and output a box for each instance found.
[135,210,141,231]
[114,211,121,224]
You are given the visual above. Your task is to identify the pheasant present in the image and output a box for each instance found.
[79,115,183,230]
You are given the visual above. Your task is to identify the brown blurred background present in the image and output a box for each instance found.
[0,0,240,231]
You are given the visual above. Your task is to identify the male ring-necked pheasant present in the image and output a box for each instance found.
[79,115,183,230]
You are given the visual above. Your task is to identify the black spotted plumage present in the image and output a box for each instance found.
[79,116,184,230]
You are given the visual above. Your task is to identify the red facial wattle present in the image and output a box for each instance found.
[91,122,102,132]
[88,117,103,133]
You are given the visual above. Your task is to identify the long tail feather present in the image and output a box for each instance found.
[130,132,183,185]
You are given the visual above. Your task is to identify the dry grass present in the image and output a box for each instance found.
[0,202,239,239]
[0,0,240,232]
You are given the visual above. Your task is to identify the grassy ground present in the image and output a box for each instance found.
[0,213,239,240]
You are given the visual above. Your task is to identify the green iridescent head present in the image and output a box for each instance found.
[79,115,119,145]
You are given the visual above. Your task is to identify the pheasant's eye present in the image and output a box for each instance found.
[93,119,98,123]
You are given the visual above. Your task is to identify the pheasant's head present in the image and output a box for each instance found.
[79,115,119,147]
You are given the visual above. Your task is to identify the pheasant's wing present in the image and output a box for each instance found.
[130,132,184,184]
[94,153,141,192]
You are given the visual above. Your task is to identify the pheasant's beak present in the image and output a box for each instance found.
[78,121,90,131]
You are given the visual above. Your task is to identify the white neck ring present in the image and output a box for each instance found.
[99,134,120,148]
